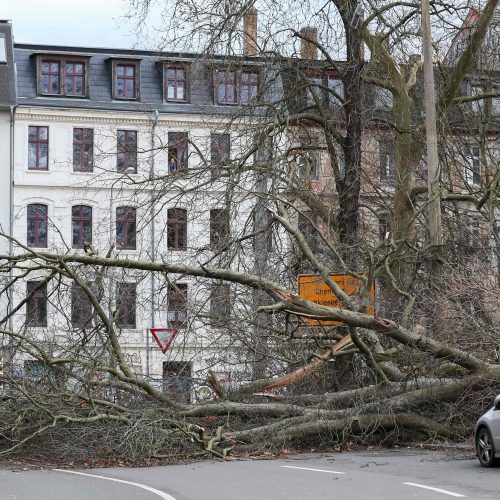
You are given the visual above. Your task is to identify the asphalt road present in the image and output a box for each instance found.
[2,449,500,499]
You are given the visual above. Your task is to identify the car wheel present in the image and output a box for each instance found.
[477,427,497,467]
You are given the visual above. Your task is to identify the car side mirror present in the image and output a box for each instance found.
[494,394,500,410]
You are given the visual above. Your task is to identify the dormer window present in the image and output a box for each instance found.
[37,56,88,97]
[215,68,259,105]
[164,63,189,102]
[112,60,140,100]
[0,34,6,64]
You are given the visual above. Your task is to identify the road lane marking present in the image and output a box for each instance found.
[54,469,177,500]
[281,465,346,474]
[403,482,466,497]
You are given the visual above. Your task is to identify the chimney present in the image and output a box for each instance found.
[300,27,318,60]
[243,7,258,57]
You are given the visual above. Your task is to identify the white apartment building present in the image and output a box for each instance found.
[1,20,282,400]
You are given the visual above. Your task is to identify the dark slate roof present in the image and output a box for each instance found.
[0,21,18,109]
[14,43,281,115]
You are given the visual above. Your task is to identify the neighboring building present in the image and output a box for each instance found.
[0,21,17,254]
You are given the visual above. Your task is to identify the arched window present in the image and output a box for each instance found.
[27,203,48,247]
[116,206,136,250]
[72,205,92,248]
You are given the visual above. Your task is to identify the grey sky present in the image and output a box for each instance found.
[2,0,143,49]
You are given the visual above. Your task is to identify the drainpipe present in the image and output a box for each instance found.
[147,110,159,379]
[6,104,17,370]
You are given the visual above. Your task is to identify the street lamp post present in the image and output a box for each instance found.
[422,0,442,249]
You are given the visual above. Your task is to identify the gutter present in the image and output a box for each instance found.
[7,104,17,347]
[147,110,159,378]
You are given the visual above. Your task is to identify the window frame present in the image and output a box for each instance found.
[116,282,137,328]
[28,126,49,170]
[73,127,94,172]
[72,205,92,249]
[167,208,187,251]
[464,145,481,186]
[374,86,394,109]
[168,132,189,173]
[167,283,188,329]
[215,67,260,105]
[210,208,230,252]
[0,34,6,64]
[26,281,48,327]
[36,55,89,97]
[71,283,93,329]
[210,282,231,327]
[117,129,138,173]
[27,203,48,248]
[378,140,396,182]
[297,136,321,181]
[112,59,140,100]
[116,206,137,250]
[164,62,190,103]
[210,133,230,178]
[240,70,259,104]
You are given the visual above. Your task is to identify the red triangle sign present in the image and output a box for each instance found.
[150,328,178,354]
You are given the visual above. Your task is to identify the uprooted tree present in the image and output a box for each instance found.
[1,0,500,462]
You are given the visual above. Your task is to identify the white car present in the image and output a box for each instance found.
[475,394,500,466]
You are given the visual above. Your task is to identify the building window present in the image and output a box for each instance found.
[298,149,320,180]
[328,77,344,106]
[306,77,323,106]
[27,203,48,248]
[40,60,60,94]
[72,205,92,249]
[73,128,94,172]
[168,132,188,173]
[71,283,93,329]
[240,71,258,103]
[215,69,259,105]
[162,361,191,402]
[255,135,273,164]
[210,283,230,327]
[379,140,395,181]
[165,64,188,102]
[464,145,481,186]
[116,206,137,250]
[468,84,484,113]
[117,130,137,173]
[492,96,500,115]
[167,208,187,250]
[28,126,48,170]
[210,209,229,251]
[26,281,47,327]
[374,87,393,109]
[298,138,320,180]
[211,133,230,177]
[0,35,6,64]
[65,62,85,96]
[211,133,230,163]
[38,57,87,97]
[378,216,390,242]
[114,62,138,100]
[167,283,188,328]
[116,283,136,328]
[216,70,237,104]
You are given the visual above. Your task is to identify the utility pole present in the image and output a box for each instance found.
[422,0,442,249]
